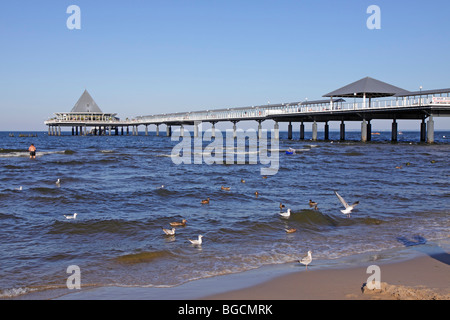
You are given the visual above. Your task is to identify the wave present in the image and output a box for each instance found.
[48,218,153,236]
[114,250,174,264]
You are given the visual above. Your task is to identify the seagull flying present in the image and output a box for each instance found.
[334,191,359,217]
[299,250,312,270]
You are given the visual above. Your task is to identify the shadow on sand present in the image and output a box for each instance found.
[396,235,450,266]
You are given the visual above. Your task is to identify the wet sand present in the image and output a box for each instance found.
[202,253,450,300]
[49,251,450,300]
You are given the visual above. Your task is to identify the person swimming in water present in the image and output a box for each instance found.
[28,144,36,159]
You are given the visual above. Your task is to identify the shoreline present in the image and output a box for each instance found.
[43,242,449,300]
[203,252,450,300]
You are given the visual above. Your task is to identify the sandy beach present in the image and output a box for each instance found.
[46,248,450,301]
[203,253,450,300]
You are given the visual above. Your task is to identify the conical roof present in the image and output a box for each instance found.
[71,90,103,113]
[323,77,410,98]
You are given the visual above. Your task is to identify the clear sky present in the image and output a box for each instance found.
[1,0,449,131]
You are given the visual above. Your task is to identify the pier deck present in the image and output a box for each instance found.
[44,78,450,143]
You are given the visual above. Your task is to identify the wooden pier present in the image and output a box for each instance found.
[45,77,450,143]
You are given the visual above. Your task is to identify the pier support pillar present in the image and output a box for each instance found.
[361,120,368,142]
[75,126,78,136]
[156,124,159,136]
[340,121,345,141]
[258,121,263,139]
[126,126,129,135]
[427,115,434,144]
[180,124,184,137]
[420,118,426,142]
[312,121,318,141]
[48,126,51,136]
[274,122,279,140]
[145,125,148,136]
[115,127,118,135]
[232,122,237,139]
[391,119,398,142]
[324,122,329,141]
[166,125,172,137]
[58,126,61,136]
[194,123,199,138]
[121,127,124,135]
[109,126,112,136]
[300,122,305,140]
[288,122,293,140]
[211,123,216,138]
[367,120,372,141]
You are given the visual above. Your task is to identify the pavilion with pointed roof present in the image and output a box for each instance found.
[46,90,125,136]
[323,76,411,109]
[53,89,118,123]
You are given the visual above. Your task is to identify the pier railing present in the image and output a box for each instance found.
[135,96,447,124]
[45,95,449,127]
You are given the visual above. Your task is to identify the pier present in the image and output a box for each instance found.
[45,77,450,143]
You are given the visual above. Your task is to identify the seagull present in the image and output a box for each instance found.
[162,227,176,236]
[241,178,245,183]
[15,186,22,191]
[188,235,203,246]
[334,191,359,217]
[285,228,297,233]
[170,219,187,227]
[279,208,291,218]
[56,179,61,186]
[64,213,78,219]
[299,250,312,270]
[157,185,165,189]
[309,199,318,210]
[221,186,231,191]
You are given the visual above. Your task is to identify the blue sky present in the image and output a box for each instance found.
[1,0,449,131]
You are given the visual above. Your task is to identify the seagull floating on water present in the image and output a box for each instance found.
[157,185,165,189]
[15,186,22,191]
[309,199,318,210]
[162,227,176,236]
[188,235,203,245]
[64,213,78,220]
[299,250,312,270]
[285,228,297,233]
[221,186,231,191]
[170,219,187,227]
[334,191,359,217]
[279,208,291,218]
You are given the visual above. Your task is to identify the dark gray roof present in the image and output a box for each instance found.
[301,98,345,105]
[323,77,410,98]
[395,88,450,97]
[71,90,103,113]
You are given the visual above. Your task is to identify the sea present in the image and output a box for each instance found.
[0,129,449,299]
